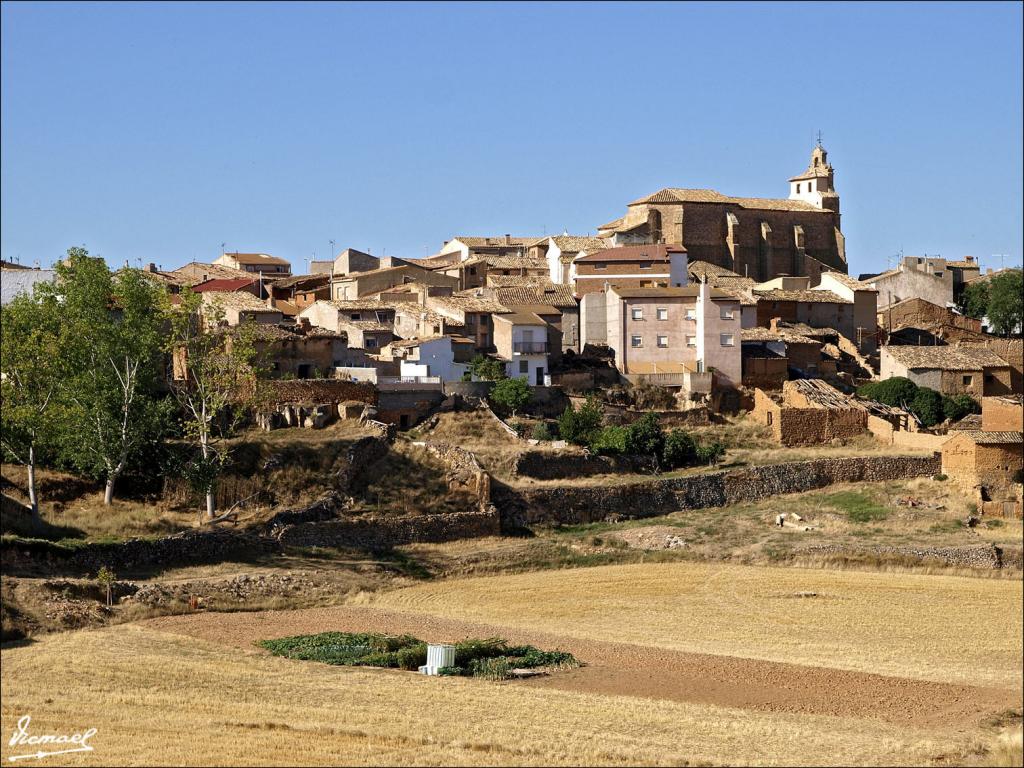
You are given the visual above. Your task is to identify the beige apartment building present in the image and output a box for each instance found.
[586,283,741,388]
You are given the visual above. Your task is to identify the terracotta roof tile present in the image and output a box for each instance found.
[627,188,827,213]
[954,430,1023,444]
[576,244,686,263]
[753,288,851,304]
[884,344,1011,371]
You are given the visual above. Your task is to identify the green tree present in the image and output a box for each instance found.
[987,269,1023,335]
[490,377,531,417]
[166,291,262,521]
[695,441,725,465]
[469,354,507,381]
[625,412,665,461]
[958,280,990,320]
[662,429,697,469]
[45,250,171,505]
[556,397,603,446]
[942,393,980,423]
[857,377,919,408]
[910,387,944,428]
[0,292,62,518]
[590,425,629,455]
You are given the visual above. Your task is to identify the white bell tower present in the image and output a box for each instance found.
[788,136,837,211]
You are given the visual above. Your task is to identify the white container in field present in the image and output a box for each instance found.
[419,644,456,675]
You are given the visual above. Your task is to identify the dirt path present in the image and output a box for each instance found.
[143,605,1018,729]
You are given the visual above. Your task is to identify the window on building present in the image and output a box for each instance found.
[766,412,773,426]
[519,360,529,373]
[720,333,735,347]
[657,307,668,321]
[631,307,643,321]
[963,375,973,386]
[595,263,607,270]
[686,335,696,347]
[657,335,669,348]
[631,335,643,348]
[639,281,653,288]
[685,308,696,320]
[350,313,360,320]
[720,307,735,320]
[809,182,814,192]
[796,183,801,193]
[366,337,377,349]
[639,263,652,270]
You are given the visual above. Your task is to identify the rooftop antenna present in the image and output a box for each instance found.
[816,129,823,147]
[329,239,336,258]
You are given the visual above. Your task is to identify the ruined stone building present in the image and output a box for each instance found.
[596,144,846,282]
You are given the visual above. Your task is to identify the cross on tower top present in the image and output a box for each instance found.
[816,130,823,147]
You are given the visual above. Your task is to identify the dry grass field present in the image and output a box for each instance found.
[2,560,1021,766]
[0,622,1012,767]
[370,561,1023,687]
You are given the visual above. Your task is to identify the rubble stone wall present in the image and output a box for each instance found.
[501,454,941,527]
[276,509,500,550]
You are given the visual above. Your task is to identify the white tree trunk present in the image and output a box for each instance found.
[27,445,40,519]
[104,476,116,506]
[201,433,216,519]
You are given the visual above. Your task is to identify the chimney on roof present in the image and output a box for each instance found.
[504,234,511,246]
[966,255,975,264]
[297,317,311,333]
[770,317,781,332]
[146,263,158,273]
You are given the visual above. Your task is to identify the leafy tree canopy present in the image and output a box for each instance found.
[489,377,531,416]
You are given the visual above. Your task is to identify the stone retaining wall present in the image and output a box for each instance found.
[500,454,941,527]
[1,529,280,578]
[276,509,500,550]
[797,543,1017,570]
[513,450,620,480]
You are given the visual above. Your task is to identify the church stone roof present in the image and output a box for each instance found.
[627,188,826,213]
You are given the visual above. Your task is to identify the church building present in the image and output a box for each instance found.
[596,143,846,283]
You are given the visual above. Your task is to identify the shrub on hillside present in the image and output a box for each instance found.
[624,412,665,459]
[590,425,629,455]
[662,429,697,469]
[557,397,603,446]
[695,441,725,465]
[531,422,554,441]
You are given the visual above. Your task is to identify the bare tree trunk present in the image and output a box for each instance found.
[103,458,126,506]
[201,433,216,519]
[27,445,40,519]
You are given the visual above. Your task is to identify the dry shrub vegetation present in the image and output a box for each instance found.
[0,624,1006,767]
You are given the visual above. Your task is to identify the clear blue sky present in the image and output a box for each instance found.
[2,1,1021,275]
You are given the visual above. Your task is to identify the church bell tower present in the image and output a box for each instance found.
[788,138,839,218]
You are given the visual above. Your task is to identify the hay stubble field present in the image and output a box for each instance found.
[2,560,1020,766]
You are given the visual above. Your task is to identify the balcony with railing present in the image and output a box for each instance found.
[513,341,548,354]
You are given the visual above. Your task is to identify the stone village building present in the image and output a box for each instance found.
[880,344,1014,398]
[595,143,846,283]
